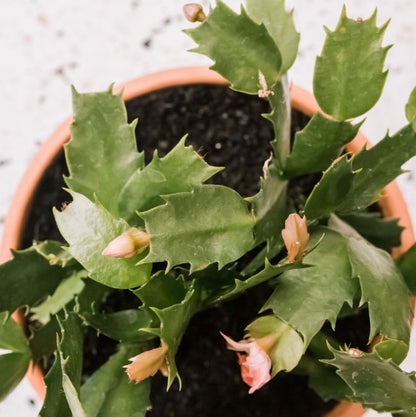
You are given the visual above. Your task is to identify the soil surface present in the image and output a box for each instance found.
[23,84,368,417]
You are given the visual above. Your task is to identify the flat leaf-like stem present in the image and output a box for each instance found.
[39,313,84,417]
[329,215,411,349]
[0,312,32,401]
[340,212,403,252]
[185,1,282,94]
[248,163,287,247]
[65,87,143,217]
[325,348,416,414]
[81,309,157,343]
[313,7,390,120]
[118,136,221,225]
[54,191,151,289]
[134,272,201,389]
[31,270,87,325]
[140,185,255,272]
[283,113,360,178]
[245,0,299,73]
[262,228,358,345]
[397,243,416,294]
[0,247,67,313]
[305,124,416,219]
[80,343,150,417]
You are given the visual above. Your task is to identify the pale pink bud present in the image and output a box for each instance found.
[102,228,150,258]
[183,3,206,23]
[221,332,271,394]
[124,342,168,383]
[281,214,309,263]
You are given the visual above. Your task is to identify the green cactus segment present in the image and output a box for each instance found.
[248,163,287,247]
[39,313,84,417]
[303,357,353,402]
[81,309,157,343]
[262,228,358,345]
[329,216,411,347]
[0,247,67,313]
[339,125,416,211]
[31,270,87,325]
[325,349,416,414]
[152,286,200,389]
[304,155,355,220]
[313,7,390,121]
[33,240,79,268]
[397,243,416,295]
[140,185,255,272]
[305,124,416,219]
[119,136,222,224]
[65,87,143,217]
[264,77,291,166]
[218,258,304,303]
[54,191,151,289]
[0,312,32,401]
[405,87,416,131]
[134,273,201,389]
[245,0,299,73]
[340,213,403,252]
[283,113,360,178]
[246,315,305,377]
[80,344,150,417]
[185,1,282,94]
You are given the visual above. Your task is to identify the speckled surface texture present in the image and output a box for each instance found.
[0,1,416,416]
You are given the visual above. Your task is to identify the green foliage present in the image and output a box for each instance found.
[54,191,151,289]
[262,228,358,344]
[248,163,287,247]
[65,87,143,216]
[185,1,282,94]
[134,272,201,388]
[31,270,87,325]
[80,344,150,417]
[283,113,360,178]
[140,185,255,272]
[119,136,221,225]
[39,313,84,417]
[0,247,67,313]
[264,77,291,167]
[244,0,299,73]
[397,243,416,294]
[340,212,403,252]
[81,309,157,343]
[0,312,32,401]
[325,348,416,414]
[314,7,390,120]
[405,86,416,131]
[329,216,411,348]
[33,240,79,268]
[305,125,416,219]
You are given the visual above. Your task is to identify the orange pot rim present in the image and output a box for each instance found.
[0,66,413,417]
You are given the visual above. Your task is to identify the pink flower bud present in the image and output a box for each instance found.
[102,228,150,258]
[221,332,271,394]
[281,213,309,263]
[124,342,168,383]
[183,3,206,23]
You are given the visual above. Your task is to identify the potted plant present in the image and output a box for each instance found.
[1,1,416,416]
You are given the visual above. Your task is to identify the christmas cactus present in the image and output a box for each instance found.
[1,1,416,415]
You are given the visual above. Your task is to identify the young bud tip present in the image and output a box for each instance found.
[183,3,206,23]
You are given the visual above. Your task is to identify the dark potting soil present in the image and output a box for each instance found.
[22,84,368,416]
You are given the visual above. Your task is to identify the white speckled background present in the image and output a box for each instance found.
[0,1,415,416]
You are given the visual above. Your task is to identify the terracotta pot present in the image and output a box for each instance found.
[0,66,414,416]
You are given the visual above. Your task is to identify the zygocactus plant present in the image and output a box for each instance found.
[1,0,416,416]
